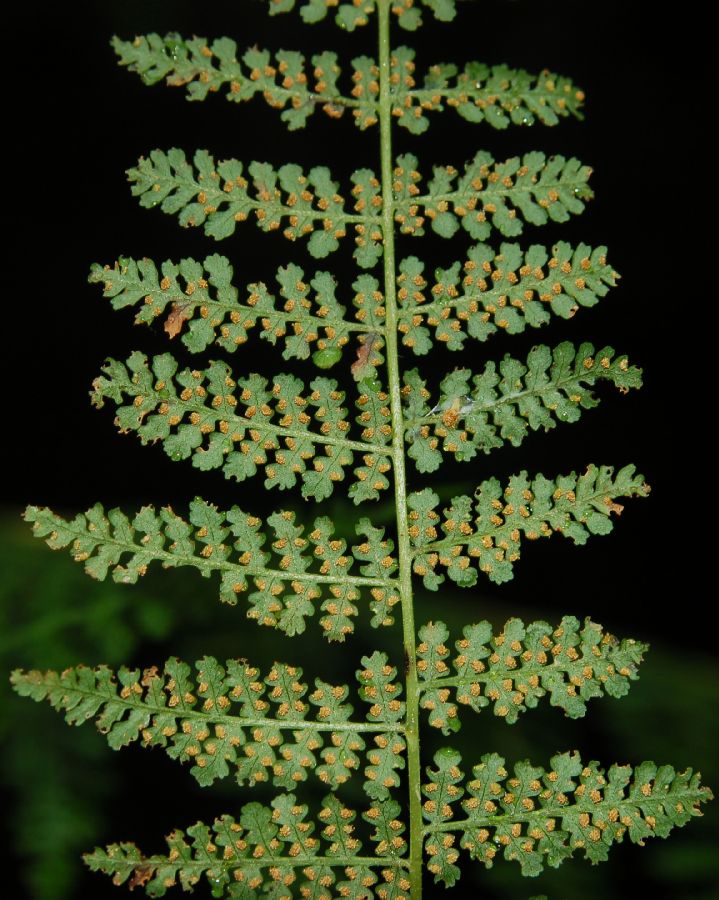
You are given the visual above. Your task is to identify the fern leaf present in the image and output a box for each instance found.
[127,149,382,266]
[408,464,650,586]
[13,0,713,892]
[404,342,642,472]
[365,797,409,863]
[24,500,399,640]
[128,150,591,265]
[268,0,455,30]
[394,152,593,240]
[391,50,584,134]
[357,652,406,725]
[89,351,392,503]
[396,242,618,353]
[118,35,582,136]
[11,656,409,793]
[357,652,407,800]
[423,749,712,883]
[113,36,379,130]
[89,256,386,367]
[416,617,647,733]
[84,794,409,896]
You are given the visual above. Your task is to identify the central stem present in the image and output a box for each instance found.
[376,3,423,896]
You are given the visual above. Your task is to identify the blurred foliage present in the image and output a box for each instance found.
[2,508,717,899]
[1,510,173,900]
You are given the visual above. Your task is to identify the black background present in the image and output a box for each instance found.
[3,1,715,898]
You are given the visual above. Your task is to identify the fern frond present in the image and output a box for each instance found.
[89,255,386,366]
[115,37,385,132]
[115,36,584,137]
[11,655,410,794]
[268,0,456,31]
[84,794,410,896]
[90,351,393,503]
[391,50,584,134]
[396,242,618,353]
[13,0,713,893]
[24,500,400,640]
[423,749,712,883]
[128,150,591,266]
[408,464,650,586]
[112,36,380,131]
[127,149,383,267]
[394,152,593,241]
[403,342,641,472]
[416,617,647,732]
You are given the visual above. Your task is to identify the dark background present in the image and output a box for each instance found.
[2,1,716,898]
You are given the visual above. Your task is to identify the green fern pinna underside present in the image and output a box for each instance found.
[12,1,711,897]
